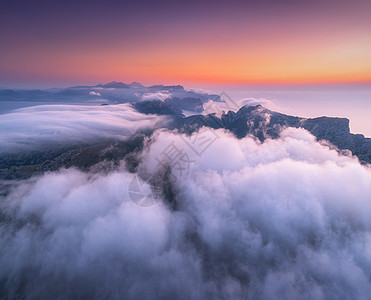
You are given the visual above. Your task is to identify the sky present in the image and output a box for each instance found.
[1,0,371,87]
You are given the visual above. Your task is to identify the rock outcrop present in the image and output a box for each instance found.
[172,105,371,164]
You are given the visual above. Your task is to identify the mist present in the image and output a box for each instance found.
[0,103,165,153]
[0,127,370,299]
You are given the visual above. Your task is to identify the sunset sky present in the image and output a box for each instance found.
[1,0,371,87]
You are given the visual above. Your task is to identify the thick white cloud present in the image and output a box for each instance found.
[202,96,279,117]
[0,128,370,299]
[0,103,165,153]
[141,92,170,102]
[89,91,101,96]
[239,97,279,110]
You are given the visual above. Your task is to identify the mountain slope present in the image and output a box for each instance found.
[171,105,371,164]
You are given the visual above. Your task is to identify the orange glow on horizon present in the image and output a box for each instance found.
[1,4,371,88]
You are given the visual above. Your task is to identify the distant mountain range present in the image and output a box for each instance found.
[0,83,370,183]
[0,82,220,107]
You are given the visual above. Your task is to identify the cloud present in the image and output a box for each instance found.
[89,91,101,96]
[141,92,170,102]
[0,128,370,299]
[186,87,215,95]
[0,103,165,153]
[202,96,279,117]
[239,97,278,110]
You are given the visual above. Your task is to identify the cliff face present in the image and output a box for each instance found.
[301,117,354,150]
[173,105,371,164]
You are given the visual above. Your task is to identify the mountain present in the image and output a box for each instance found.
[133,100,184,116]
[94,81,130,88]
[170,105,371,164]
[148,84,184,91]
[129,82,145,88]
[2,103,370,183]
[1,98,370,183]
[133,97,204,115]
[0,83,219,112]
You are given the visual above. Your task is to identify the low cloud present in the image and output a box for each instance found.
[89,91,101,96]
[202,96,278,117]
[239,97,278,110]
[0,103,165,153]
[141,92,170,102]
[0,128,370,299]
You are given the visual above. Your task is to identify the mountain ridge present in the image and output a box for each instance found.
[170,104,371,163]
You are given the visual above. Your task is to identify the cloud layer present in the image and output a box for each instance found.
[0,128,370,299]
[141,92,170,102]
[0,103,165,153]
